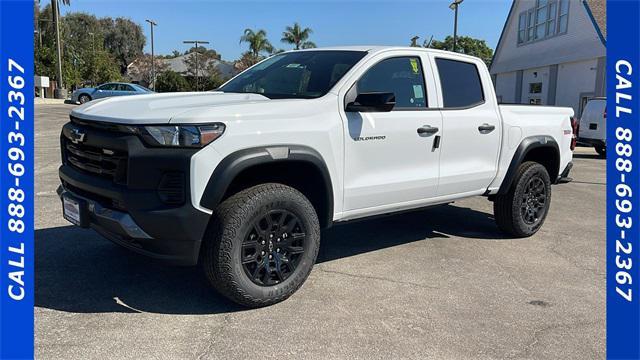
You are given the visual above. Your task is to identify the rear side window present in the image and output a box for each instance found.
[357,57,427,109]
[435,58,484,108]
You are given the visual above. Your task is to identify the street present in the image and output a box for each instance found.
[35,104,605,360]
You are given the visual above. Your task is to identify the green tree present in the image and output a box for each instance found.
[183,49,223,91]
[240,28,273,57]
[234,51,261,72]
[281,22,316,50]
[155,70,190,92]
[100,17,145,74]
[429,35,494,66]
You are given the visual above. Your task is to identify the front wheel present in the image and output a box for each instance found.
[494,161,551,237]
[595,145,606,158]
[78,94,91,104]
[201,183,320,307]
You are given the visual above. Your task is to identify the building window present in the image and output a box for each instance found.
[529,82,542,94]
[558,0,569,33]
[518,13,527,43]
[517,0,568,45]
[546,1,557,36]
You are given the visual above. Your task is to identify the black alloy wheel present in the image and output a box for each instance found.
[520,176,547,225]
[241,210,306,286]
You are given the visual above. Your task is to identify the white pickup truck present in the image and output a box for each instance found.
[58,46,574,307]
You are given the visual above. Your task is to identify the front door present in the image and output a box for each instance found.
[341,54,442,215]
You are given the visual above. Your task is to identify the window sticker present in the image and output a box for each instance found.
[409,58,420,74]
[413,85,424,99]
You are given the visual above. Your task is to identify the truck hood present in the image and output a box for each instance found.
[70,92,270,124]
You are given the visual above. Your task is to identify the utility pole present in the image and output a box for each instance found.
[183,40,209,91]
[449,0,464,52]
[51,0,66,98]
[146,19,157,90]
[88,32,95,86]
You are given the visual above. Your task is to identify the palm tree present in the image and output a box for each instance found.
[240,29,274,57]
[281,22,316,50]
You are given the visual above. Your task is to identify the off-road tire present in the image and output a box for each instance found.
[494,161,551,237]
[79,94,91,104]
[201,183,320,307]
[595,145,606,158]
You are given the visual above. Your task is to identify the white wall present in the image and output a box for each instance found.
[556,58,598,116]
[491,0,605,74]
[521,65,550,104]
[495,71,517,103]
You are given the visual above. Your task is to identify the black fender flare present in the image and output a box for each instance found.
[199,145,334,227]
[497,135,559,195]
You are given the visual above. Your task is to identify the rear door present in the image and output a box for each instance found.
[113,84,135,96]
[430,55,502,196]
[578,99,606,141]
[339,51,443,214]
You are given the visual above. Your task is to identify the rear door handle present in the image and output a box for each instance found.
[417,125,439,135]
[478,124,496,133]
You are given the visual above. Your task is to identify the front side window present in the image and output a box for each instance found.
[98,83,116,91]
[219,50,366,99]
[435,58,484,108]
[356,57,427,109]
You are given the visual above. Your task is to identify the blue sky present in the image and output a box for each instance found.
[60,0,512,61]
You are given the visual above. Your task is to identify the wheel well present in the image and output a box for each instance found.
[522,146,560,180]
[221,160,332,228]
[79,93,91,99]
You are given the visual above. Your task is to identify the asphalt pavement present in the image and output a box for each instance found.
[35,104,605,359]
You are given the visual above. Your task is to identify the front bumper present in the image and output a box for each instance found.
[58,119,211,266]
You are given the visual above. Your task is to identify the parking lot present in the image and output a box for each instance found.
[35,103,605,360]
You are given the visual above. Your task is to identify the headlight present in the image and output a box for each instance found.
[139,124,225,148]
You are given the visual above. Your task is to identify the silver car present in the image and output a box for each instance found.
[71,82,154,104]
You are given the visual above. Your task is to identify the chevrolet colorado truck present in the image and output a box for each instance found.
[58,47,575,307]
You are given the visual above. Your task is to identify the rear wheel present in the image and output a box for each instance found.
[78,94,91,104]
[595,145,606,158]
[494,161,551,237]
[201,183,320,307]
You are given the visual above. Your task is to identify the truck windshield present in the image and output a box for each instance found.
[219,50,367,99]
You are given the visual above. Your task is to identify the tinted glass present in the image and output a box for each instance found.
[98,83,116,91]
[219,50,366,99]
[116,84,134,91]
[435,58,484,108]
[357,57,427,108]
[133,84,152,92]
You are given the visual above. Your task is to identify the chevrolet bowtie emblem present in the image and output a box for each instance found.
[69,128,86,144]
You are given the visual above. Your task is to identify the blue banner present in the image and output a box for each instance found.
[607,0,640,359]
[0,0,35,359]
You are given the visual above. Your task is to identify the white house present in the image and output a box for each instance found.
[490,0,606,117]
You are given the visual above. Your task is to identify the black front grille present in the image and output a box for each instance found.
[63,140,128,184]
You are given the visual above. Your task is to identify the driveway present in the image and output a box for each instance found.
[35,104,605,359]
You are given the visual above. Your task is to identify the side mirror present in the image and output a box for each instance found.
[345,92,396,112]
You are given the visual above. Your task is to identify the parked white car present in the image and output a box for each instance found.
[578,97,607,157]
[58,46,575,307]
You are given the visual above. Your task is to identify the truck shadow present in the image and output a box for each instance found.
[35,204,509,315]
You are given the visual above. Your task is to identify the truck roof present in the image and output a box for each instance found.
[290,45,483,62]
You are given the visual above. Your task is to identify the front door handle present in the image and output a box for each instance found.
[478,124,496,133]
[417,125,439,135]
